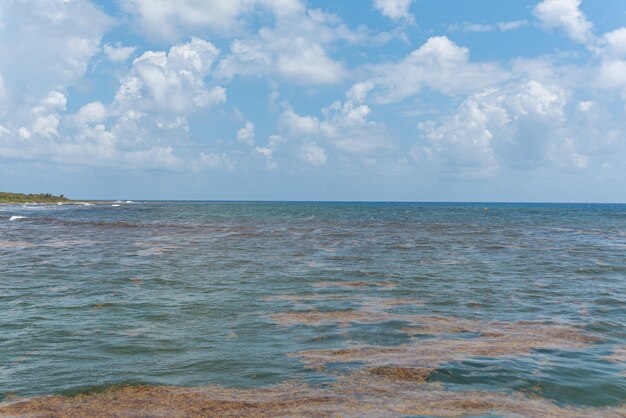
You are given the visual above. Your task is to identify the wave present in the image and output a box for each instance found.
[9,215,27,221]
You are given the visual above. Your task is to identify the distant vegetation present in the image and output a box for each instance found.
[0,192,71,203]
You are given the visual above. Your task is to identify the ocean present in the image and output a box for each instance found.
[1,202,625,416]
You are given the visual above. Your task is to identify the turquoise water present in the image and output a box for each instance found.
[1,202,625,409]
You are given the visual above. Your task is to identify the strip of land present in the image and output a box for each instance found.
[0,192,71,204]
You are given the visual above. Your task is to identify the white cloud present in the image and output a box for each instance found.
[103,42,136,63]
[254,134,285,170]
[39,91,67,112]
[448,20,528,33]
[255,146,276,170]
[275,40,347,85]
[122,0,252,41]
[236,121,255,146]
[280,109,321,136]
[279,82,392,160]
[602,28,626,58]
[578,100,593,112]
[214,5,396,86]
[498,20,529,31]
[373,0,414,23]
[0,0,112,159]
[18,127,30,139]
[31,114,61,139]
[347,81,374,103]
[123,0,305,41]
[114,37,225,115]
[0,31,232,172]
[192,152,235,171]
[368,36,509,103]
[596,59,626,93]
[409,79,606,176]
[299,142,327,166]
[592,27,626,96]
[0,0,112,101]
[533,0,593,45]
[76,101,107,123]
[532,0,626,99]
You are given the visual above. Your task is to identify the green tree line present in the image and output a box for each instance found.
[0,192,71,203]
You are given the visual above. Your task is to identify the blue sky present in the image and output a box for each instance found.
[0,0,625,201]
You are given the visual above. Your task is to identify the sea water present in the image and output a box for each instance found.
[0,202,624,411]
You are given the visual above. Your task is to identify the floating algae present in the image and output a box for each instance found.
[365,366,432,383]
[358,297,423,312]
[293,318,600,371]
[269,309,413,327]
[265,295,420,306]
[399,316,600,343]
[2,297,623,416]
[2,378,624,417]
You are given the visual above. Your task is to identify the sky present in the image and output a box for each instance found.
[0,0,625,202]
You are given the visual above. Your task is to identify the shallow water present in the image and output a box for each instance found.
[0,202,624,414]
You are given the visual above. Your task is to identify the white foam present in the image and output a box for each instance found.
[112,204,121,207]
[9,215,27,221]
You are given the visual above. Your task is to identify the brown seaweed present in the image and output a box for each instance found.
[2,379,624,417]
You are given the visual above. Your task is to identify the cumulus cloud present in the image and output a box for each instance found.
[255,134,285,170]
[192,152,235,171]
[0,0,117,167]
[372,0,414,23]
[122,0,252,41]
[280,109,321,137]
[31,114,61,139]
[76,102,107,124]
[39,91,67,112]
[299,142,327,166]
[596,59,626,92]
[533,0,594,45]
[593,28,626,96]
[114,37,225,115]
[0,30,230,172]
[531,0,626,99]
[236,121,255,146]
[410,80,603,176]
[368,36,509,103]
[0,0,112,101]
[103,42,136,63]
[279,82,392,160]
[602,28,626,58]
[215,7,361,85]
[122,0,304,41]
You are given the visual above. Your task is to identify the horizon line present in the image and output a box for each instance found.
[70,199,626,205]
